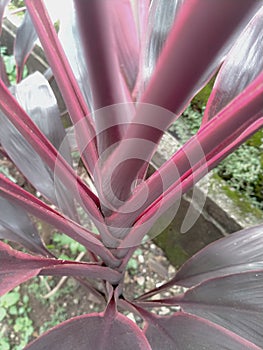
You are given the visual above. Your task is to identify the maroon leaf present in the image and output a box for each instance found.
[138,224,263,300]
[141,0,183,89]
[0,241,55,295]
[25,0,98,174]
[0,78,108,236]
[0,174,120,268]
[74,0,132,157]
[110,0,139,92]
[24,311,151,350]
[14,11,38,82]
[203,5,263,124]
[143,311,260,350]
[101,0,260,217]
[0,196,50,256]
[0,54,10,86]
[0,241,121,296]
[169,271,263,347]
[58,3,93,111]
[2,72,77,220]
[171,224,263,287]
[0,0,9,35]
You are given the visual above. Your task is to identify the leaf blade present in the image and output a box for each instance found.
[24,311,151,350]
[143,311,261,350]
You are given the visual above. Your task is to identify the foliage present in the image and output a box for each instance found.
[0,287,34,350]
[170,104,263,209]
[0,0,263,349]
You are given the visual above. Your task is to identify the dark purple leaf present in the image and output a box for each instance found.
[0,196,50,256]
[115,65,263,245]
[143,311,260,350]
[0,174,120,268]
[58,3,93,112]
[0,241,57,295]
[203,5,263,124]
[172,224,263,287]
[14,11,38,82]
[74,0,132,157]
[0,0,9,35]
[0,241,121,296]
[24,311,151,350]
[170,271,263,347]
[138,224,263,300]
[2,72,77,220]
[25,0,98,174]
[141,0,183,89]
[0,78,109,238]
[101,0,260,217]
[110,0,139,92]
[0,54,10,86]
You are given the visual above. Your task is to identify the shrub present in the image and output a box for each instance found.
[1,1,263,349]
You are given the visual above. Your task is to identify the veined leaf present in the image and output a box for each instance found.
[0,241,121,296]
[143,311,260,350]
[171,224,263,287]
[203,5,263,124]
[101,0,260,217]
[0,0,9,35]
[171,271,263,347]
[141,0,183,90]
[24,310,151,350]
[0,196,50,256]
[0,72,77,219]
[111,0,139,92]
[25,0,98,174]
[14,11,38,83]
[138,224,263,300]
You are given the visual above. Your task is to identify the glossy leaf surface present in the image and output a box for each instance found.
[0,0,9,35]
[14,11,38,82]
[172,224,263,287]
[102,0,260,215]
[144,311,260,350]
[0,241,121,296]
[172,271,263,347]
[111,0,139,92]
[138,224,263,300]
[0,72,76,219]
[203,5,263,123]
[0,196,50,256]
[142,0,183,89]
[25,311,151,350]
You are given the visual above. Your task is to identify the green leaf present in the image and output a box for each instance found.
[0,306,7,321]
[0,292,20,307]
[9,305,18,315]
[0,338,10,350]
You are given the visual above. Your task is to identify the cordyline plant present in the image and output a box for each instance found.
[1,0,263,348]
